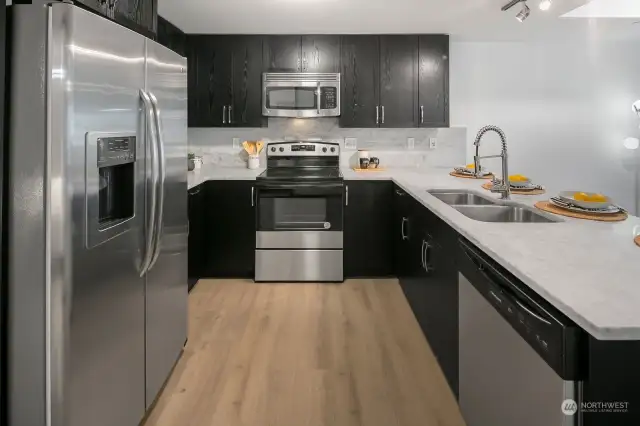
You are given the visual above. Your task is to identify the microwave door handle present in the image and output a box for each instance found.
[148,91,166,270]
[139,89,158,277]
[317,83,321,115]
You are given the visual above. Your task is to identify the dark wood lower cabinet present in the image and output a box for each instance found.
[396,184,459,397]
[188,184,205,291]
[204,181,256,278]
[344,181,394,278]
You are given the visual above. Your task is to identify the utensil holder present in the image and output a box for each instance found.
[248,155,260,170]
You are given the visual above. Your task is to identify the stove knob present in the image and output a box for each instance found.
[279,147,285,152]
[270,147,276,152]
[322,147,327,153]
[330,147,336,153]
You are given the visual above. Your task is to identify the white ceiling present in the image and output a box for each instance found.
[159,0,640,41]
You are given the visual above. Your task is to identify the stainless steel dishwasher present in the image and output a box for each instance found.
[458,239,586,426]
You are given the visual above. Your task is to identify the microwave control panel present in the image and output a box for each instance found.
[320,87,338,110]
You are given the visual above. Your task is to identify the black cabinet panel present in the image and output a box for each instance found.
[74,0,157,37]
[187,35,233,127]
[204,181,256,278]
[379,35,418,128]
[264,35,301,72]
[187,35,264,128]
[340,36,379,128]
[344,181,394,278]
[157,16,186,57]
[301,35,340,73]
[230,36,265,128]
[188,184,205,291]
[418,35,449,128]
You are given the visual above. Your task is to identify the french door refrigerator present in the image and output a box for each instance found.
[8,3,188,426]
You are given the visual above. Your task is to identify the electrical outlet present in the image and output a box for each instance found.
[407,137,415,150]
[429,138,438,149]
[232,138,241,149]
[345,138,357,150]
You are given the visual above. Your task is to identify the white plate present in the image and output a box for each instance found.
[550,198,620,215]
[558,191,613,210]
[509,178,532,188]
[455,166,492,176]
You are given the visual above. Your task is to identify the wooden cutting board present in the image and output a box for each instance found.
[449,171,493,180]
[635,235,640,248]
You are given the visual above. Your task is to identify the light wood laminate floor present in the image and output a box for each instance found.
[143,279,465,426]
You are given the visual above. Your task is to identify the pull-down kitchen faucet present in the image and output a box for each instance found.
[473,125,510,200]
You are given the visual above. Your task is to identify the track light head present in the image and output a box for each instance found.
[516,2,531,22]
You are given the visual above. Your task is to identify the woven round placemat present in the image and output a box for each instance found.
[635,235,640,248]
[535,201,628,222]
[449,171,494,180]
[481,182,546,195]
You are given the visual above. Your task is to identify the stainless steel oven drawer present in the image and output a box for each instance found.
[256,231,343,249]
[255,250,343,282]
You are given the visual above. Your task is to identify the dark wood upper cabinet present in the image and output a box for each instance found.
[157,16,186,57]
[340,35,379,128]
[379,35,418,128]
[263,35,302,72]
[188,35,264,128]
[229,36,265,127]
[187,35,233,127]
[73,0,157,37]
[418,35,449,128]
[301,35,340,73]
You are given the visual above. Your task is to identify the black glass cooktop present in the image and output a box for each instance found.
[257,167,343,181]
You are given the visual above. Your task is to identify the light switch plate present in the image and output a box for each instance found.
[345,138,357,150]
[429,138,438,149]
[232,137,241,149]
[407,137,415,150]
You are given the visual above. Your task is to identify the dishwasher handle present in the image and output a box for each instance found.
[459,239,555,328]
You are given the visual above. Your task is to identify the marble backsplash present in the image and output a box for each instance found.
[188,118,467,169]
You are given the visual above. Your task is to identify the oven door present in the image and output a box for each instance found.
[257,182,344,232]
[262,81,340,118]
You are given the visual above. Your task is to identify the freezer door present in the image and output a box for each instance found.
[144,40,189,408]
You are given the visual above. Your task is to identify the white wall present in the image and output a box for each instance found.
[451,40,640,214]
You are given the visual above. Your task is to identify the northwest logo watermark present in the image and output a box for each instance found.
[562,399,629,416]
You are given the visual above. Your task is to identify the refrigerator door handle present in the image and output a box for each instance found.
[148,91,166,270]
[139,89,159,276]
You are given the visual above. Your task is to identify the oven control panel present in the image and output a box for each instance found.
[267,141,340,157]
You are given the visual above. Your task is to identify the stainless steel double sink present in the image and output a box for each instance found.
[428,190,560,223]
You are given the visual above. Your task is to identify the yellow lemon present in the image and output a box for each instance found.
[574,192,589,201]
[587,193,607,203]
[466,163,475,169]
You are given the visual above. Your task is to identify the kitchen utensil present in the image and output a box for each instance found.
[242,141,255,155]
[549,197,621,214]
[359,158,370,169]
[558,191,612,210]
[256,141,265,154]
[369,157,380,169]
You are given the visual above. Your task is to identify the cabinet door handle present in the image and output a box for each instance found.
[189,187,201,196]
[345,185,349,206]
[251,186,255,207]
[381,106,385,124]
[228,105,233,124]
[421,240,427,270]
[424,241,434,273]
[376,106,379,125]
[395,189,404,196]
[401,217,408,240]
[420,105,424,124]
[222,105,227,124]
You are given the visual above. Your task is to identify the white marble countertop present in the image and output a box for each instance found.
[189,166,640,340]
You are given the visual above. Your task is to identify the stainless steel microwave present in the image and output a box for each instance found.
[262,73,341,118]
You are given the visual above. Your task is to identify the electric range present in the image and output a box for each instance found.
[255,141,344,282]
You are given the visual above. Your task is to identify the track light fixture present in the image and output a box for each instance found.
[501,0,531,22]
[516,2,531,22]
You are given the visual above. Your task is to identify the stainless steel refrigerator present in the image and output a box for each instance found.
[8,3,188,426]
